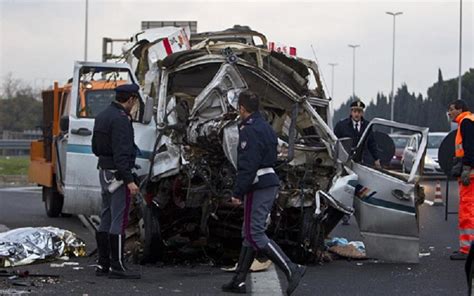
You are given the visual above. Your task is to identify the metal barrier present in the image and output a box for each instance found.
[0,139,32,155]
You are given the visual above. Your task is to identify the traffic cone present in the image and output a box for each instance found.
[433,180,443,206]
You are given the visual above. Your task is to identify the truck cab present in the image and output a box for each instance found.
[28,67,154,217]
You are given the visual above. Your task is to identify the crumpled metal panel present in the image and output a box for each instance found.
[0,227,86,267]
[152,135,181,180]
[190,63,247,118]
[222,122,239,169]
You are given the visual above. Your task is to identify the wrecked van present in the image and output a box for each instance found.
[46,26,428,264]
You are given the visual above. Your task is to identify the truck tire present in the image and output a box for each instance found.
[43,186,64,218]
[140,202,164,264]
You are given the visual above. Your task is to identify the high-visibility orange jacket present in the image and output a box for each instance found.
[455,111,474,167]
[455,111,474,254]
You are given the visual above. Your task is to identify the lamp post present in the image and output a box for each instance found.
[386,11,403,121]
[328,63,338,99]
[348,44,360,99]
[458,0,463,99]
[84,0,89,61]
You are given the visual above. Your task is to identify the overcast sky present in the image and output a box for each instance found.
[0,0,472,108]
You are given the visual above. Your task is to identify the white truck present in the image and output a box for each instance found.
[43,26,428,264]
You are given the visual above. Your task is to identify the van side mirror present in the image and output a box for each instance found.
[142,95,154,124]
[334,137,353,163]
[60,116,69,132]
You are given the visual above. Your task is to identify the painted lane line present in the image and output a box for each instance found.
[0,186,41,193]
[250,263,283,295]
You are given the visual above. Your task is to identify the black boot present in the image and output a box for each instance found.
[222,246,256,293]
[109,234,141,279]
[262,240,306,296]
[95,231,110,276]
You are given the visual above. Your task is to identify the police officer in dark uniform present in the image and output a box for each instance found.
[92,84,141,279]
[222,91,306,295]
[334,100,381,168]
[334,100,380,225]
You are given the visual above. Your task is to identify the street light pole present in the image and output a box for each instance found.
[328,63,338,99]
[458,0,463,100]
[84,0,89,61]
[348,44,360,99]
[386,11,403,122]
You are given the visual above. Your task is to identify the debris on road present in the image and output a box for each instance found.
[221,259,272,272]
[0,270,60,278]
[50,262,80,268]
[0,227,86,267]
[326,237,367,259]
[0,289,30,295]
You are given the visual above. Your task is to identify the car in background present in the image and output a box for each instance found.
[424,132,447,175]
[402,132,447,175]
[389,134,411,170]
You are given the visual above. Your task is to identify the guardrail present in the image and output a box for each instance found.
[0,139,32,151]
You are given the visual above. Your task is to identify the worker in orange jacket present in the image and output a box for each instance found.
[447,99,474,260]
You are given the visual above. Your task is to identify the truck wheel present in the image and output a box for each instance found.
[140,202,164,264]
[43,186,64,218]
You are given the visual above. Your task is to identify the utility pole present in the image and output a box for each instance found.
[348,44,360,99]
[84,0,89,61]
[458,0,463,99]
[386,11,403,121]
[328,63,338,99]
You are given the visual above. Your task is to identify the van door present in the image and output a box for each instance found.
[351,118,428,263]
[63,62,155,216]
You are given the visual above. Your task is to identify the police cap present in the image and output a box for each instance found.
[115,83,139,94]
[115,84,139,102]
[350,100,365,110]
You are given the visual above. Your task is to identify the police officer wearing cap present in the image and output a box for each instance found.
[222,91,306,296]
[334,100,380,225]
[92,84,141,279]
[334,100,381,168]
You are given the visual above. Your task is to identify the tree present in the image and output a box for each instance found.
[333,68,474,132]
[0,74,42,133]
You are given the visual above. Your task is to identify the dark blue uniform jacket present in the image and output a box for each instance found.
[334,117,379,161]
[92,102,137,184]
[233,111,280,199]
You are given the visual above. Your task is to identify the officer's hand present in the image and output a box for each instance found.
[374,159,382,169]
[461,166,471,186]
[127,182,139,197]
[231,197,242,206]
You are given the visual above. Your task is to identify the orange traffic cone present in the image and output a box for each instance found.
[433,180,443,206]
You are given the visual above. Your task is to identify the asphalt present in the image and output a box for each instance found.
[0,179,467,295]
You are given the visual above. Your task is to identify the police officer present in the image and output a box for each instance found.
[334,100,381,168]
[222,91,306,295]
[334,100,380,225]
[92,84,141,279]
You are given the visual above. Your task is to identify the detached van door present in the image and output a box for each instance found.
[63,62,155,216]
[351,118,428,263]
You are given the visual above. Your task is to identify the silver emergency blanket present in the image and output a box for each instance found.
[0,227,86,267]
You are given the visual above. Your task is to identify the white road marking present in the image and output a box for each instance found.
[423,200,434,206]
[0,186,41,193]
[250,263,284,295]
